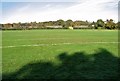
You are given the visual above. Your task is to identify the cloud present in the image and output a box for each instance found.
[17,4,30,12]
[1,0,82,2]
[1,0,119,23]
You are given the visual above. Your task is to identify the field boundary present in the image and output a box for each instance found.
[1,42,119,48]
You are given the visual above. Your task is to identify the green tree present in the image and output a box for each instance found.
[105,19,116,29]
[116,22,120,29]
[73,21,81,26]
[96,19,105,29]
[56,19,65,26]
[66,19,73,28]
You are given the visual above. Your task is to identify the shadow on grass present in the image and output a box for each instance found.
[3,48,120,80]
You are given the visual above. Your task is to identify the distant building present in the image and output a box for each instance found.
[68,26,73,30]
[0,24,2,30]
[74,25,89,29]
[3,23,13,29]
[46,26,63,28]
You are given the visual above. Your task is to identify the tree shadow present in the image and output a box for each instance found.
[3,48,120,80]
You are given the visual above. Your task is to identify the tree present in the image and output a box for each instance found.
[89,21,96,29]
[56,19,65,26]
[66,19,74,28]
[116,22,120,29]
[73,21,81,26]
[96,19,105,29]
[105,19,116,29]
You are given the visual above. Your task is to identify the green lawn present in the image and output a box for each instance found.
[2,29,119,79]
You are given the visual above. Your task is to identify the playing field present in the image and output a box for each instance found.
[2,29,119,79]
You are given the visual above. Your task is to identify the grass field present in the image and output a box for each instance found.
[2,29,119,79]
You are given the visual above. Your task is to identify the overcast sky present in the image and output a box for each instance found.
[1,0,119,23]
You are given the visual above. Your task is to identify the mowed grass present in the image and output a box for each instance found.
[2,29,119,79]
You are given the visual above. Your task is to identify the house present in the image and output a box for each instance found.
[3,23,13,29]
[0,24,2,30]
[74,25,90,29]
[46,26,63,29]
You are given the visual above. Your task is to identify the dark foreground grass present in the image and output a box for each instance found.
[2,29,119,80]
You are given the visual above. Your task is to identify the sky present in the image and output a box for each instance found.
[0,0,119,23]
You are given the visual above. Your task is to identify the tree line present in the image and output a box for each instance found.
[0,19,119,30]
